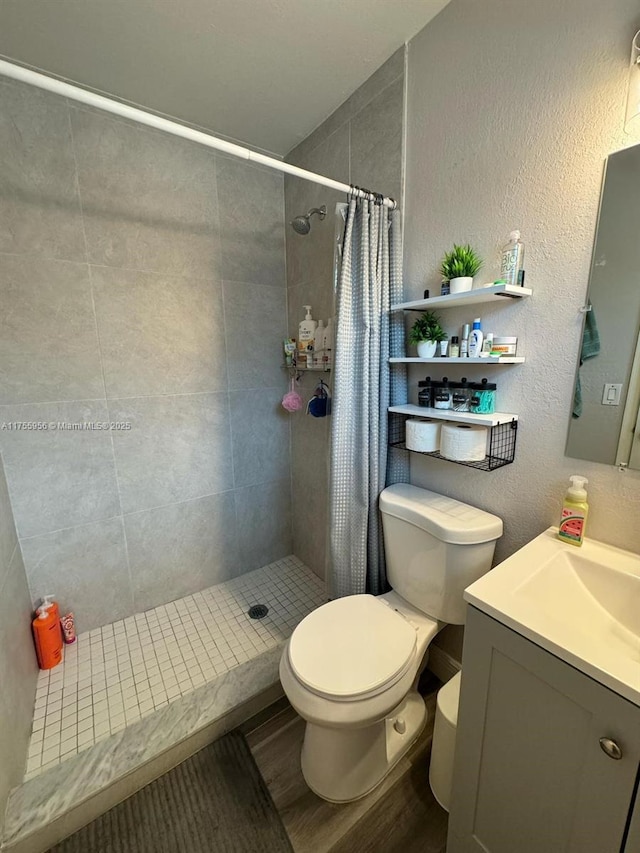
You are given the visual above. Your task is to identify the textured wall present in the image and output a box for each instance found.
[284,49,405,578]
[0,79,291,633]
[404,0,640,576]
[0,454,38,835]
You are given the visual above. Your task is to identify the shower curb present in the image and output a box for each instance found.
[1,648,284,853]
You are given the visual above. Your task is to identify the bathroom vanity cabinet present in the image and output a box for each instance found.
[447,607,640,853]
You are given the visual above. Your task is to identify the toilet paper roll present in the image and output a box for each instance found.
[405,419,441,452]
[439,423,488,462]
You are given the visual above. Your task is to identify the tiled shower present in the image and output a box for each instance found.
[0,48,405,838]
[25,557,325,780]
[0,80,292,630]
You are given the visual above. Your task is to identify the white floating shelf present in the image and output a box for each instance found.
[390,356,525,365]
[388,404,518,427]
[391,283,532,312]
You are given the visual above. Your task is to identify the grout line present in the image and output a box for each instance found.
[17,472,295,545]
[1,386,288,409]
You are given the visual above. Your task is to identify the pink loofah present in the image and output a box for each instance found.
[282,378,303,412]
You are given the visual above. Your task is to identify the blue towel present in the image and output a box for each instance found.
[572,305,600,418]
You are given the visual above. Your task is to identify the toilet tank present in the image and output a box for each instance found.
[379,484,503,624]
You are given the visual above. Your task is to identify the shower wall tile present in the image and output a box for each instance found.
[350,76,404,204]
[70,106,220,278]
[125,493,241,612]
[0,79,294,632]
[292,489,328,581]
[229,388,290,488]
[0,400,121,539]
[0,455,18,589]
[235,478,292,571]
[291,411,330,486]
[216,157,286,288]
[109,392,234,514]
[285,125,349,288]
[287,46,405,163]
[291,414,329,580]
[0,544,39,830]
[91,266,227,398]
[345,46,405,128]
[288,123,351,188]
[223,281,287,390]
[0,256,104,406]
[20,517,133,634]
[0,80,85,262]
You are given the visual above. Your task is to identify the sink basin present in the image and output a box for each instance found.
[464,528,640,705]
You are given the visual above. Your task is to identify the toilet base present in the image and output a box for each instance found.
[300,690,427,803]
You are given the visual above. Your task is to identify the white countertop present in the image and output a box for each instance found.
[464,527,640,707]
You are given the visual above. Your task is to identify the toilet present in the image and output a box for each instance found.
[279,483,502,803]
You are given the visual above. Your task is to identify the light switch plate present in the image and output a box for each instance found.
[602,383,623,405]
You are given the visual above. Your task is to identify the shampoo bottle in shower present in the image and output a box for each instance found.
[32,602,63,670]
[313,320,325,369]
[298,306,317,368]
[322,319,334,369]
[36,595,63,646]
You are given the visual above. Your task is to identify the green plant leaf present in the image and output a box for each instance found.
[408,310,447,344]
[439,243,483,279]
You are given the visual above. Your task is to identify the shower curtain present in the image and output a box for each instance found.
[329,194,409,598]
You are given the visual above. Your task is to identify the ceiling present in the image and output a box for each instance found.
[0,0,449,156]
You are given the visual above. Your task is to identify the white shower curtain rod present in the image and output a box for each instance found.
[0,59,397,209]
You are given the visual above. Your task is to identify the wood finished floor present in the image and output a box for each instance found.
[245,675,449,853]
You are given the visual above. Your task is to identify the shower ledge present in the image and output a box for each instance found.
[2,558,325,853]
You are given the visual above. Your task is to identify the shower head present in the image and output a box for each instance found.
[290,205,327,235]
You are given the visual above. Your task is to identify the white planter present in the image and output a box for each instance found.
[416,340,438,358]
[449,276,474,293]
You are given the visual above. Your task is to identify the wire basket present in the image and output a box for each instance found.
[389,412,517,471]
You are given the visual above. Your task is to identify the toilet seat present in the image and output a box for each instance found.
[288,594,417,701]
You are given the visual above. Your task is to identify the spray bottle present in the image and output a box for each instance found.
[558,476,589,547]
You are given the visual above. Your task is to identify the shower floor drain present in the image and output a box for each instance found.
[248,604,269,619]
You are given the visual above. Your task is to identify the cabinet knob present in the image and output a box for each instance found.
[599,737,623,760]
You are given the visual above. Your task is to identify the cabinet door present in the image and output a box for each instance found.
[447,607,640,853]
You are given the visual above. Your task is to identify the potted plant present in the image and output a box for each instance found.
[440,244,483,293]
[408,310,447,358]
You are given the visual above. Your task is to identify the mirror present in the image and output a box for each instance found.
[566,143,640,468]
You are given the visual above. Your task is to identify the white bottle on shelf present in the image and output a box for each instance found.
[322,318,334,369]
[313,320,325,369]
[298,306,317,368]
[481,332,494,357]
[468,318,484,357]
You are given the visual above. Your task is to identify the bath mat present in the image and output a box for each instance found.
[48,731,293,853]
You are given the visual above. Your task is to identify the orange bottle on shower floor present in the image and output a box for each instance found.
[32,602,63,669]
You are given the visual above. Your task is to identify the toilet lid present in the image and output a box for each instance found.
[288,594,417,699]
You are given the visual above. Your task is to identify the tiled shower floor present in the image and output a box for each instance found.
[25,555,325,780]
